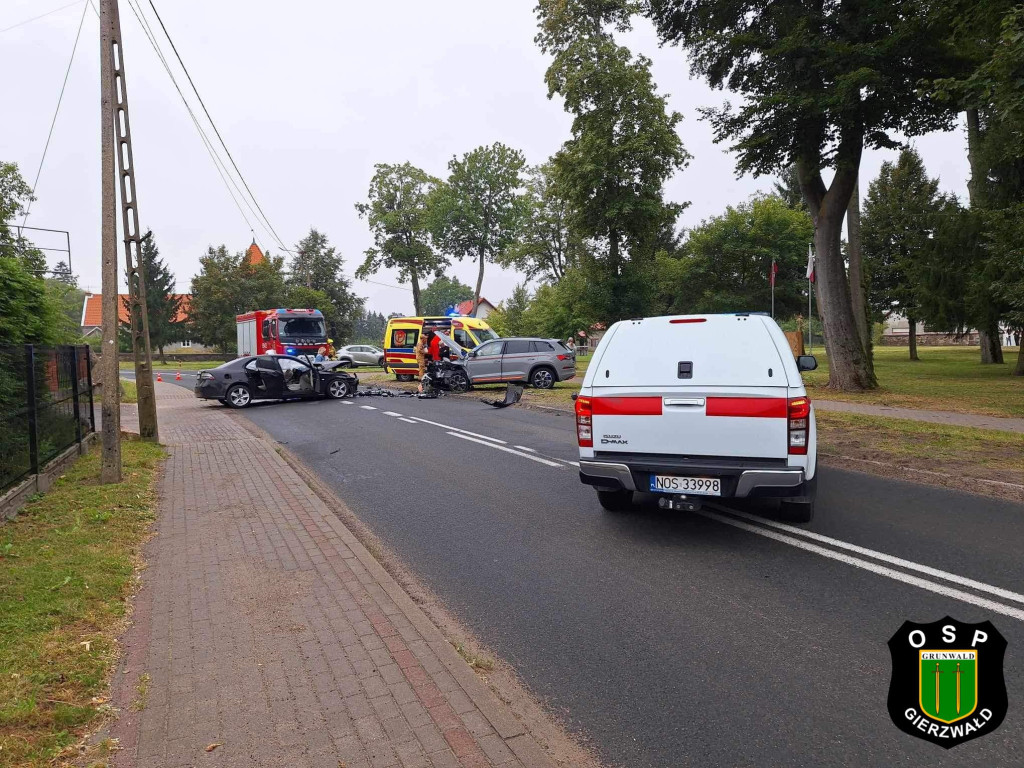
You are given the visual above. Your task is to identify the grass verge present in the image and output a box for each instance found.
[0,438,164,766]
[816,411,1024,490]
[803,346,1023,418]
[119,379,137,404]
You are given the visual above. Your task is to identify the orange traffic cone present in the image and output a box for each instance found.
[175,370,182,381]
[156,372,163,382]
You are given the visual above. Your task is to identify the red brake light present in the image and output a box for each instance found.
[557,354,569,360]
[670,318,707,324]
[788,396,810,455]
[575,396,593,447]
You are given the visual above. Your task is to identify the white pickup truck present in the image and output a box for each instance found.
[575,313,818,522]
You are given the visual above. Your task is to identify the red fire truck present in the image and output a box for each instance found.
[236,308,328,357]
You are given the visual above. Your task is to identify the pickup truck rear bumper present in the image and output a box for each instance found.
[578,457,807,499]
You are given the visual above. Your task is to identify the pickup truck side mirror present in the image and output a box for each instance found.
[796,355,818,372]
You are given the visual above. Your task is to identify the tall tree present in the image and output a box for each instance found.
[355,163,446,315]
[188,245,288,352]
[773,166,806,211]
[352,310,389,345]
[642,0,957,390]
[121,231,182,361]
[0,161,45,274]
[537,2,689,322]
[932,1,1024,366]
[500,163,583,282]
[419,275,473,316]
[486,283,534,337]
[288,228,363,342]
[846,180,871,364]
[861,150,943,361]
[429,143,528,316]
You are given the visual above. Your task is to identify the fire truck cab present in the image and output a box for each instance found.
[236,308,328,357]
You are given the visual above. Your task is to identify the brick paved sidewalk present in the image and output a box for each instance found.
[111,383,556,768]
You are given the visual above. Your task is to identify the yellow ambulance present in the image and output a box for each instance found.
[383,316,499,380]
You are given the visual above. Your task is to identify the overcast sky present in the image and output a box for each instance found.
[3,0,971,315]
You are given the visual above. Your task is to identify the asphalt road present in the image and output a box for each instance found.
[137,373,1024,767]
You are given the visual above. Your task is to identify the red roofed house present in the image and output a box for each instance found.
[454,297,496,319]
[80,293,210,352]
[79,241,267,351]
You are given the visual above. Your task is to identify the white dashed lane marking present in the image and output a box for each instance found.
[445,432,563,467]
[383,411,403,417]
[514,445,537,453]
[398,418,416,424]
[407,417,507,445]
[360,405,377,410]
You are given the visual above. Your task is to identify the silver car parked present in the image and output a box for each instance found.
[462,337,576,389]
[337,344,385,368]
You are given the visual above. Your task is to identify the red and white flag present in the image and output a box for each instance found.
[770,259,778,287]
[805,245,815,283]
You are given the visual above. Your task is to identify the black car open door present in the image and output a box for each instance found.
[254,356,286,398]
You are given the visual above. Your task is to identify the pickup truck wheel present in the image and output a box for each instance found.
[596,489,633,512]
[779,499,815,524]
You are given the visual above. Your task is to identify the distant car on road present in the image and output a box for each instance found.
[337,345,385,368]
[575,314,818,521]
[433,336,576,391]
[194,355,358,408]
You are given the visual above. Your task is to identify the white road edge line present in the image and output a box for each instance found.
[709,504,1024,606]
[446,432,563,468]
[514,445,537,453]
[398,418,416,424]
[408,417,507,445]
[696,509,1024,623]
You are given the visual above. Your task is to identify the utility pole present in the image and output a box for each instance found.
[99,0,121,483]
[106,0,159,441]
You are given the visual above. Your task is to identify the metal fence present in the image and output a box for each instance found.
[0,345,95,493]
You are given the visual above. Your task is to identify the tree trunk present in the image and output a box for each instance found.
[473,246,486,317]
[1014,344,1024,376]
[907,315,919,361]
[966,109,986,208]
[846,177,872,375]
[802,162,877,391]
[979,327,1003,364]
[410,269,422,315]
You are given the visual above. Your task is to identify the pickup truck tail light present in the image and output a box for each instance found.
[575,396,593,447]
[788,396,810,455]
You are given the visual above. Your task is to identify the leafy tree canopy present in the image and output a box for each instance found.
[289,228,363,342]
[419,276,473,316]
[356,163,446,315]
[0,161,45,274]
[653,195,813,318]
[429,143,528,316]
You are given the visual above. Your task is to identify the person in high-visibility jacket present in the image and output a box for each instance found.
[415,331,432,391]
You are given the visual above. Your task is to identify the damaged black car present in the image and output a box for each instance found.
[194,355,358,408]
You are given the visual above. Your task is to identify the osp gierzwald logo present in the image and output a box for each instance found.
[887,617,1007,748]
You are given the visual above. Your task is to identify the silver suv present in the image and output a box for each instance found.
[462,337,576,389]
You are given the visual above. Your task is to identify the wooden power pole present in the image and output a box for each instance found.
[102,0,159,444]
[99,0,121,483]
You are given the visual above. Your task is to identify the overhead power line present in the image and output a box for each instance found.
[21,0,89,227]
[0,0,82,35]
[115,0,272,252]
[145,0,290,252]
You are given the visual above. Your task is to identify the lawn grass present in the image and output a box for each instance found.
[119,379,137,404]
[803,346,1023,418]
[0,438,164,766]
[816,411,1024,487]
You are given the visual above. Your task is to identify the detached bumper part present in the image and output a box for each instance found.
[578,460,804,498]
